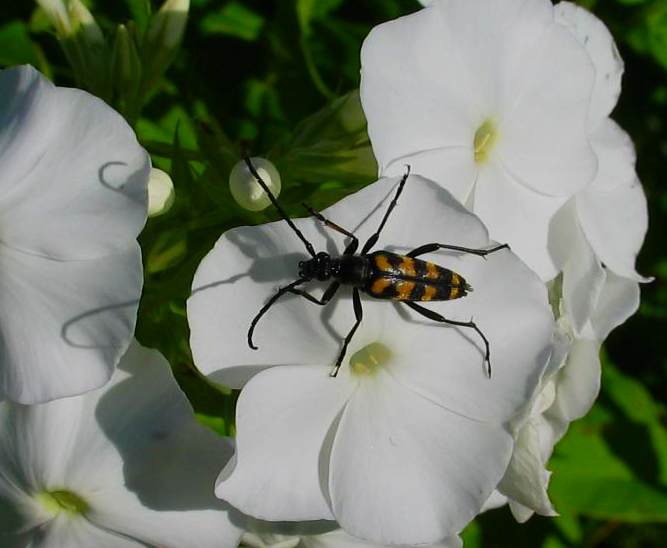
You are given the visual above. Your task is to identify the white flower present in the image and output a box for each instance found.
[495,6,647,519]
[550,3,648,294]
[0,65,149,404]
[188,175,554,544]
[360,0,599,279]
[496,269,640,521]
[0,341,243,547]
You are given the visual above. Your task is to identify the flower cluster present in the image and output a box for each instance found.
[189,0,647,545]
[0,0,648,547]
[0,63,243,547]
[359,0,648,529]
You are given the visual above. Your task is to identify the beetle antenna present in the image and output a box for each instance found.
[248,278,308,350]
[243,157,316,258]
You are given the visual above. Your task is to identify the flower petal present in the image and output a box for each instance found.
[329,368,513,544]
[576,121,648,281]
[555,1,624,124]
[29,516,144,548]
[382,147,476,205]
[303,528,461,548]
[383,246,553,424]
[473,162,566,280]
[217,366,353,521]
[84,344,240,548]
[0,66,148,261]
[550,201,605,335]
[497,421,556,518]
[0,245,141,404]
[499,18,596,197]
[590,271,640,341]
[360,4,476,173]
[547,338,601,428]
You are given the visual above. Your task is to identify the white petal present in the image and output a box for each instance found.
[384,246,553,424]
[473,162,566,280]
[28,515,144,548]
[555,2,624,124]
[0,66,148,261]
[188,175,490,388]
[590,271,640,341]
[217,366,354,521]
[360,5,476,174]
[330,368,513,545]
[547,338,601,428]
[187,218,341,387]
[499,13,597,198]
[550,201,605,335]
[481,491,508,512]
[0,245,141,403]
[84,343,242,548]
[382,147,476,205]
[303,528,461,548]
[576,121,648,281]
[497,421,556,518]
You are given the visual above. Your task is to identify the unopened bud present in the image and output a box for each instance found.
[67,0,104,48]
[148,168,175,217]
[229,158,281,212]
[37,0,72,36]
[146,0,190,50]
[112,24,141,92]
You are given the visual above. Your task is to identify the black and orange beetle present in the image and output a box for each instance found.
[244,158,508,378]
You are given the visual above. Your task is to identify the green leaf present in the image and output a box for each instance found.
[146,229,188,274]
[0,21,43,68]
[200,1,264,41]
[548,363,667,522]
[296,0,345,36]
[277,90,377,199]
[646,2,667,70]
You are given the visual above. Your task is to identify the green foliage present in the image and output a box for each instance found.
[200,1,264,41]
[1,0,666,545]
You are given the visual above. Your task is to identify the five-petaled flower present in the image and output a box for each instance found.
[189,175,555,544]
[0,342,242,548]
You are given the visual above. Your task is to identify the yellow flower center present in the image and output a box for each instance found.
[474,119,498,164]
[350,342,392,376]
[36,489,90,516]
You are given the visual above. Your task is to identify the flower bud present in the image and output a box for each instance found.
[229,157,281,212]
[111,24,141,93]
[148,168,176,217]
[146,0,190,51]
[67,0,104,48]
[36,0,72,36]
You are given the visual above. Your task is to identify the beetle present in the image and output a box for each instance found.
[244,157,508,378]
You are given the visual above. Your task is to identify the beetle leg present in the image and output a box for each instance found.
[403,301,492,378]
[406,242,509,259]
[360,165,411,254]
[330,288,363,378]
[247,278,308,350]
[287,281,340,305]
[303,204,359,255]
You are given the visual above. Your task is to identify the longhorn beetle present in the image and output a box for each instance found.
[244,158,508,378]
